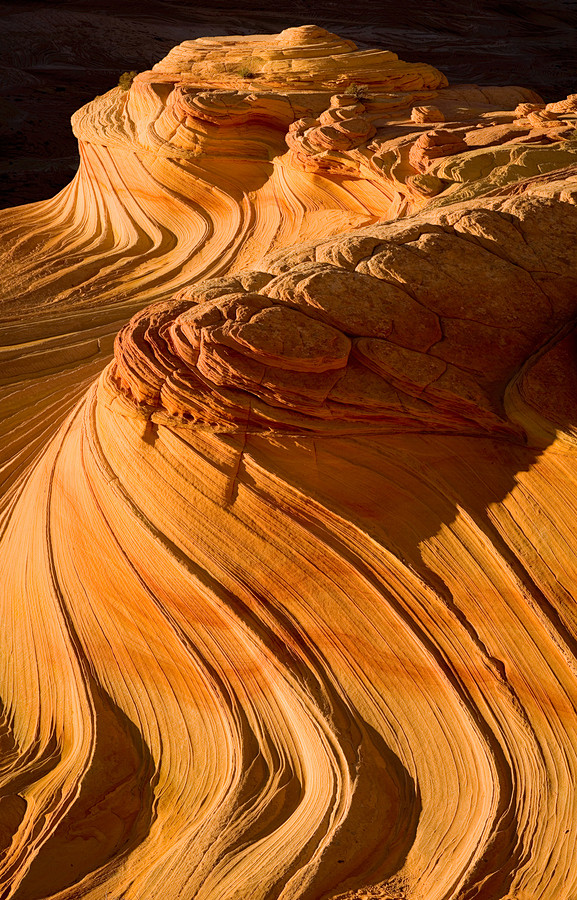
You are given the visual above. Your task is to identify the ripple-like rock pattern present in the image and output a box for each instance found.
[1,26,577,900]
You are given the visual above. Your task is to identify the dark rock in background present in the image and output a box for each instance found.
[1,0,576,208]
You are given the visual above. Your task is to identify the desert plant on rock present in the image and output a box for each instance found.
[118,71,138,91]
[344,82,370,100]
[236,58,262,79]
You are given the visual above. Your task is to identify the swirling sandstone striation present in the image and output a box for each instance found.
[1,26,577,900]
[3,25,577,497]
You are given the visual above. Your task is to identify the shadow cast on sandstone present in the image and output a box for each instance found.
[6,681,156,900]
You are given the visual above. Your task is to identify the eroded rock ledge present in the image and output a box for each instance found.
[111,194,577,442]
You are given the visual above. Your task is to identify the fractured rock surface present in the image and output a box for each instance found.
[1,26,577,900]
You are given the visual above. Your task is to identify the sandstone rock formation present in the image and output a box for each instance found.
[3,0,576,210]
[1,26,577,900]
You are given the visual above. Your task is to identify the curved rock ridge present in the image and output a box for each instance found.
[2,27,577,900]
[5,29,577,502]
[5,26,576,330]
[1,167,577,899]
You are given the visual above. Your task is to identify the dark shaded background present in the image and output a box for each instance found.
[0,0,576,208]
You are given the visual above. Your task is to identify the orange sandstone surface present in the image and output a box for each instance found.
[1,25,577,900]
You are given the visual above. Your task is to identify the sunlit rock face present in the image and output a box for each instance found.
[1,26,577,900]
[3,26,577,500]
[111,193,577,442]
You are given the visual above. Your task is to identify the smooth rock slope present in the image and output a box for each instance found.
[1,26,577,900]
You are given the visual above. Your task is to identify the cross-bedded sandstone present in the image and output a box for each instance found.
[1,26,577,900]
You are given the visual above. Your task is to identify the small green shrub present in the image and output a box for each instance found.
[344,82,370,101]
[236,58,262,79]
[118,71,138,91]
